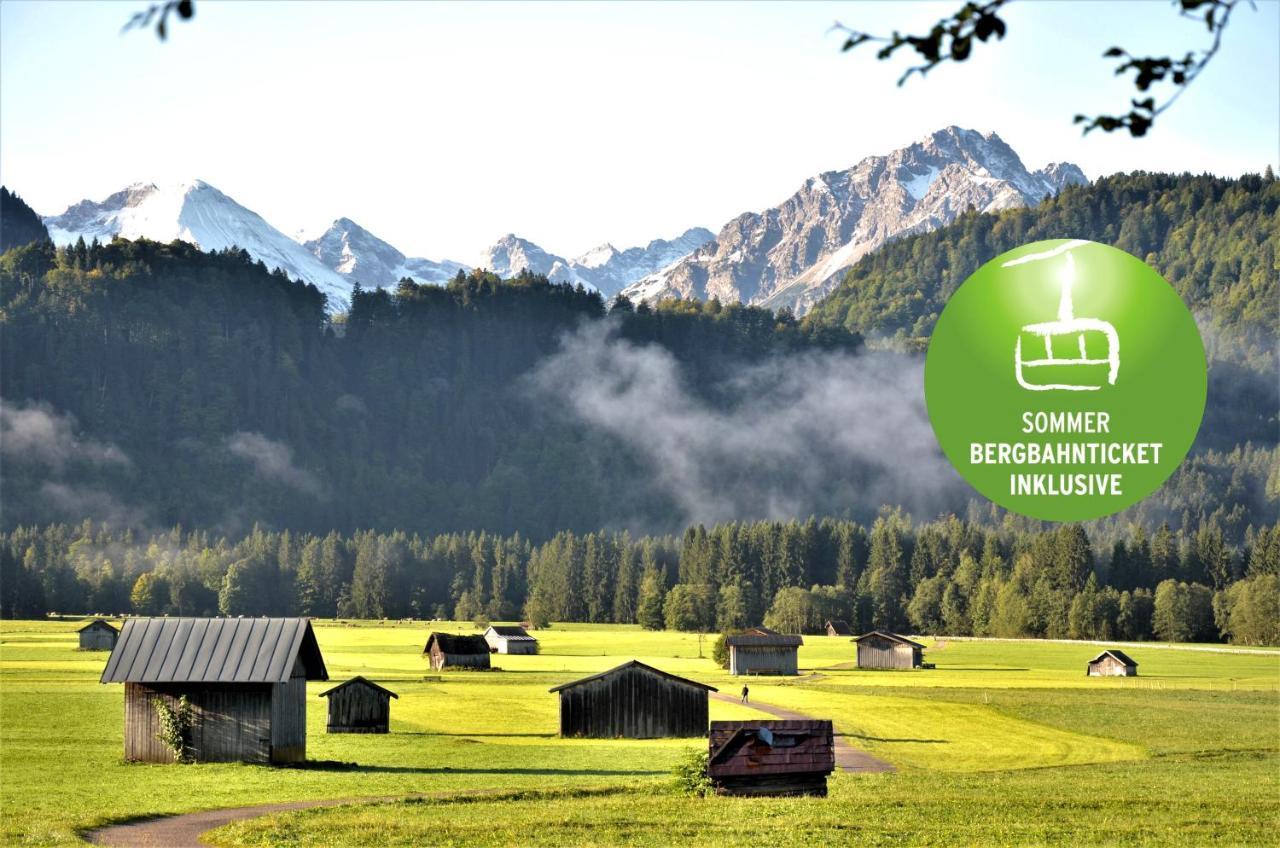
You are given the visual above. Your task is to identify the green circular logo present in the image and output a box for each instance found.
[925,239,1206,522]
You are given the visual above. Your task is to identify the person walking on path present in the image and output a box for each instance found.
[741,684,749,704]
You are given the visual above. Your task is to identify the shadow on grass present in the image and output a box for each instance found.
[292,762,665,776]
[845,734,948,744]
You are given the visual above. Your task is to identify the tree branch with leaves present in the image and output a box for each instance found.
[833,0,1252,138]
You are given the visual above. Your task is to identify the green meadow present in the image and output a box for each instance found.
[0,620,1276,846]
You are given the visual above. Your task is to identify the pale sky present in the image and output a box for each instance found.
[2,1,1277,264]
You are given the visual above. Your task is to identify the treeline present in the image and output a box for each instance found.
[0,237,858,538]
[4,514,1276,645]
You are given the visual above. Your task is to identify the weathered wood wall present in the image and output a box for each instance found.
[491,639,537,655]
[558,667,708,738]
[856,637,919,670]
[79,627,117,651]
[1087,656,1137,677]
[269,658,308,760]
[125,682,272,763]
[325,686,391,733]
[430,645,491,670]
[730,645,798,676]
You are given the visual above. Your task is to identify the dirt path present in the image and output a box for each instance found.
[85,797,377,847]
[712,692,895,773]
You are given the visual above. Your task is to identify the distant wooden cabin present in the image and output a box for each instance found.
[708,720,835,797]
[824,619,853,637]
[320,676,398,733]
[423,632,491,670]
[78,619,119,651]
[1086,649,1138,677]
[549,660,717,738]
[100,617,328,764]
[854,631,925,669]
[484,625,538,655]
[726,627,803,676]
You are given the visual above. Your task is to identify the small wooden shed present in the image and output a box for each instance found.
[708,719,835,797]
[484,625,538,655]
[824,619,853,637]
[549,660,717,738]
[319,676,398,733]
[423,632,491,670]
[726,627,803,676]
[854,631,925,669]
[78,619,119,650]
[1086,649,1138,677]
[100,617,328,764]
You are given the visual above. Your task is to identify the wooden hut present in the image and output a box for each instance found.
[319,676,398,733]
[78,619,119,651]
[549,660,717,738]
[824,619,853,637]
[100,617,327,764]
[1086,649,1138,677]
[854,631,925,669]
[423,632,491,670]
[483,625,538,655]
[726,627,803,676]
[707,720,835,797]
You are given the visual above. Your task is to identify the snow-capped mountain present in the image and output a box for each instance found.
[43,180,357,309]
[303,217,467,288]
[480,234,589,288]
[478,226,715,298]
[621,127,1088,312]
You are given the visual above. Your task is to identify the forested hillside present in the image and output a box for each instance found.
[0,187,49,253]
[0,238,860,538]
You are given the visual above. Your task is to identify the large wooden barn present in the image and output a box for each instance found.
[1086,649,1138,677]
[423,632,491,670]
[726,627,803,676]
[483,625,538,655]
[100,617,328,764]
[319,676,398,733]
[707,719,835,797]
[549,660,716,738]
[854,631,925,669]
[78,619,118,650]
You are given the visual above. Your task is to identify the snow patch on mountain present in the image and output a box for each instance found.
[43,180,357,310]
[303,217,467,288]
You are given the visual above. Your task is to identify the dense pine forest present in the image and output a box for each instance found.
[3,516,1276,645]
[1,172,1276,641]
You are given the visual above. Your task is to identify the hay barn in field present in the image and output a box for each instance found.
[483,625,538,655]
[423,632,491,670]
[824,619,853,637]
[727,627,803,676]
[319,676,398,733]
[78,619,118,650]
[100,617,328,764]
[549,660,716,738]
[1086,649,1138,677]
[854,631,925,669]
[707,719,835,797]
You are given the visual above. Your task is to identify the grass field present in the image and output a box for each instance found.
[1,620,1276,846]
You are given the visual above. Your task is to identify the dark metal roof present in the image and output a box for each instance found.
[708,720,835,778]
[853,630,926,649]
[319,675,399,699]
[78,619,118,633]
[100,618,328,684]
[726,631,803,648]
[548,660,719,693]
[424,632,490,655]
[825,619,853,635]
[1088,649,1138,667]
[486,625,536,641]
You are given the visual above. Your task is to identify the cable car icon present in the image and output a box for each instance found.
[1005,242,1119,392]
